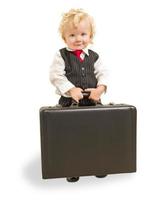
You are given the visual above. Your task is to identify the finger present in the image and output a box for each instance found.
[74,98,79,103]
[79,93,83,99]
[72,96,79,103]
[75,94,83,101]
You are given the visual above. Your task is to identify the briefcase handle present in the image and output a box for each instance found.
[81,91,91,98]
[81,91,101,105]
[71,91,101,106]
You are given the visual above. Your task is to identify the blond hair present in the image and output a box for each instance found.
[59,8,95,42]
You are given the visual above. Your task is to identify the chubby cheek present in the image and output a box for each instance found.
[65,38,75,45]
[85,36,92,43]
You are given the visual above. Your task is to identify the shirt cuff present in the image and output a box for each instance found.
[58,82,75,97]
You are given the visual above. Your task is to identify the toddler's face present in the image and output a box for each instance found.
[63,19,92,50]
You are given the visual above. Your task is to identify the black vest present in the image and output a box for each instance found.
[59,48,99,107]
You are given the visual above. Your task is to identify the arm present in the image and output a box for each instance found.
[49,51,75,97]
[85,56,108,101]
[50,51,83,101]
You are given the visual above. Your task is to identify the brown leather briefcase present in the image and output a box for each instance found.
[40,104,137,179]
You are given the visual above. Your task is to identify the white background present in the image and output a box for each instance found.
[0,0,149,199]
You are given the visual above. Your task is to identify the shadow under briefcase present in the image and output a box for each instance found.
[39,102,137,179]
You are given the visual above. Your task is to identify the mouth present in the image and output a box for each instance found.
[75,43,83,46]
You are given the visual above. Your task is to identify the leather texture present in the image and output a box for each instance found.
[40,104,137,179]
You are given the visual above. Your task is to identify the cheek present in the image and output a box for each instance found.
[66,38,75,44]
[84,36,91,43]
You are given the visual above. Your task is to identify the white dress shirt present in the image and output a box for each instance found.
[50,47,108,97]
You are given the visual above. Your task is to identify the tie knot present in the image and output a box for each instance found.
[73,49,83,57]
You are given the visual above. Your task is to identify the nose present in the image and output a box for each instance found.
[76,35,82,42]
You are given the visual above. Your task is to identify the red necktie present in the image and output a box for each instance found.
[72,50,84,62]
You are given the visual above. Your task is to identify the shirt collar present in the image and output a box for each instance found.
[66,47,89,56]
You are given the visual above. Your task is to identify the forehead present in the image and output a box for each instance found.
[66,19,91,33]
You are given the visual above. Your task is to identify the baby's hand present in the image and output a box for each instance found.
[85,85,106,102]
[69,87,83,102]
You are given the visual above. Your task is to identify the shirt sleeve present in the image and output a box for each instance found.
[49,51,75,97]
[94,55,109,88]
